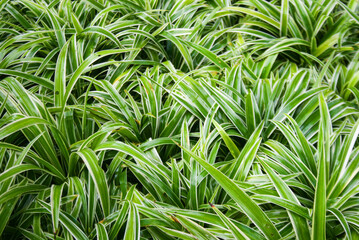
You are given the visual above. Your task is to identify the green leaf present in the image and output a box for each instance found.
[0,164,42,183]
[39,200,88,240]
[183,40,229,69]
[328,208,351,239]
[0,184,47,205]
[51,183,64,233]
[0,117,50,141]
[259,159,310,239]
[83,26,122,48]
[175,215,219,240]
[0,69,53,89]
[175,142,281,240]
[77,149,110,217]
[210,203,250,240]
[96,223,109,240]
[161,32,193,70]
[280,0,289,36]
[312,93,330,240]
[124,203,140,240]
[46,8,66,48]
[54,39,71,107]
[336,0,359,24]
[223,7,280,29]
[212,120,240,159]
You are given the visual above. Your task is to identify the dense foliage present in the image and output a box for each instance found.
[0,0,359,239]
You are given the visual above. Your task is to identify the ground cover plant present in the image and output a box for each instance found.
[0,0,359,239]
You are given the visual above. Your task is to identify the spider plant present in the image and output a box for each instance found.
[0,0,358,239]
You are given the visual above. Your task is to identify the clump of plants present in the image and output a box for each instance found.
[0,0,359,239]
